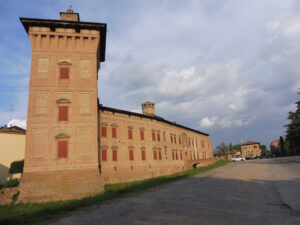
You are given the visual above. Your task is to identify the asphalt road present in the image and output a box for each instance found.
[49,156,300,225]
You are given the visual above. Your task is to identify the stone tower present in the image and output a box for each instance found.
[142,102,155,116]
[19,9,107,202]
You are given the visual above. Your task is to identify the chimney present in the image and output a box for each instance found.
[142,102,155,116]
[60,7,80,22]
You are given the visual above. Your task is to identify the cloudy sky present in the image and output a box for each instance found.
[0,0,299,148]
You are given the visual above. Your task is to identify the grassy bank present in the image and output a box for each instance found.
[0,160,229,225]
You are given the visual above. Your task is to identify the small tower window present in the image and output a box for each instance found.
[58,140,68,158]
[60,67,69,79]
[58,106,68,121]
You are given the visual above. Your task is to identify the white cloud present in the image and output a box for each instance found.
[7,119,27,129]
[199,116,218,127]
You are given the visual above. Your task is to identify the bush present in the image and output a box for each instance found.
[9,160,24,174]
[5,179,19,188]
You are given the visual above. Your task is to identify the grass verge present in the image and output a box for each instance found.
[0,160,229,225]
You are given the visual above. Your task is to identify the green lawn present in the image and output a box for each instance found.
[0,160,229,225]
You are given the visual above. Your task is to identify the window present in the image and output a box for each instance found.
[176,152,178,160]
[189,138,191,146]
[60,67,69,79]
[153,150,157,160]
[112,127,117,138]
[58,106,68,121]
[141,150,146,160]
[129,150,134,161]
[152,131,156,141]
[172,151,175,160]
[140,130,144,140]
[179,137,181,145]
[157,133,160,141]
[128,129,133,139]
[159,151,162,160]
[101,126,107,137]
[58,140,68,158]
[112,149,117,161]
[102,149,107,161]
[174,136,177,144]
[180,152,183,160]
[171,135,173,143]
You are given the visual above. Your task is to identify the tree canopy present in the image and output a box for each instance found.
[285,91,300,154]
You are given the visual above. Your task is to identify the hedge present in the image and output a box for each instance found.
[9,160,24,174]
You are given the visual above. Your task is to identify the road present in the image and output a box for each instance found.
[49,156,300,225]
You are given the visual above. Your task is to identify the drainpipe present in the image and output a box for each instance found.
[97,98,101,174]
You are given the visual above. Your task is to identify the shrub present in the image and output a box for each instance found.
[9,160,24,174]
[5,179,19,188]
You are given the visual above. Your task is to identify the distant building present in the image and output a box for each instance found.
[240,141,261,158]
[0,126,25,184]
[271,139,279,148]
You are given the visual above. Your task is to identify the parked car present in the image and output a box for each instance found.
[232,156,246,162]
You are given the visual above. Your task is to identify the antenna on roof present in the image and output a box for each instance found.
[9,104,15,120]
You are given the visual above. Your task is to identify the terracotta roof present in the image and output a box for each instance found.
[99,105,209,136]
[272,139,279,143]
[0,125,26,134]
[240,141,260,146]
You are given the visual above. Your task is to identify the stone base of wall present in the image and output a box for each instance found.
[19,167,103,203]
[0,187,19,206]
[196,158,219,167]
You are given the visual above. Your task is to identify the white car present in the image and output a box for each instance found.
[232,156,245,162]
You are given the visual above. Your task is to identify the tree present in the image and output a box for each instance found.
[285,91,300,155]
[279,136,286,156]
[216,142,229,153]
[260,145,270,157]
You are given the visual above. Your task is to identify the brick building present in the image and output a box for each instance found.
[240,141,261,158]
[18,10,214,202]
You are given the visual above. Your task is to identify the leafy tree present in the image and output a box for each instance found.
[260,145,270,157]
[285,91,300,155]
[216,142,229,153]
[279,136,286,156]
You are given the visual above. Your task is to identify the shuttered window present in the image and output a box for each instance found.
[101,126,107,137]
[102,149,107,161]
[128,129,133,139]
[112,127,117,138]
[176,152,178,160]
[179,137,181,145]
[171,135,173,143]
[112,149,117,161]
[172,152,175,160]
[129,150,134,161]
[153,150,157,160]
[60,67,69,79]
[159,151,162,160]
[174,137,177,144]
[141,150,146,160]
[140,130,144,140]
[58,140,68,158]
[180,152,183,160]
[157,133,160,141]
[58,106,68,121]
[152,132,156,141]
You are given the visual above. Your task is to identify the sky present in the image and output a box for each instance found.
[0,0,299,149]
